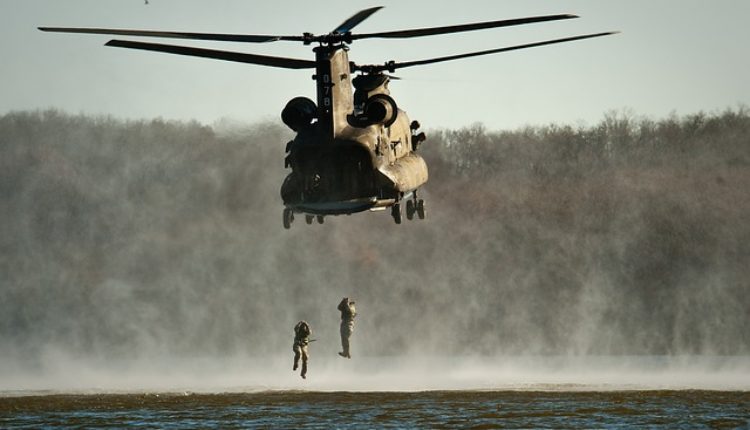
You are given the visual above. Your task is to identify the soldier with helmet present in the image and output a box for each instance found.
[292,320,312,379]
[337,297,357,358]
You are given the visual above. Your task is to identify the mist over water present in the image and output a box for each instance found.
[3,355,749,394]
[1,109,749,392]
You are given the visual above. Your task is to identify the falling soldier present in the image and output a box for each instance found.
[292,320,311,379]
[337,297,356,358]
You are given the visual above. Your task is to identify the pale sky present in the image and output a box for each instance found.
[2,0,749,130]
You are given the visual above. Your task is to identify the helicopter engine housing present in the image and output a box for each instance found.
[281,96,317,131]
[364,94,397,126]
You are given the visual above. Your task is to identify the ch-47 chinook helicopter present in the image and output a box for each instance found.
[40,7,616,228]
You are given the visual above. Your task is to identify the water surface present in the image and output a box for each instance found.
[2,390,749,429]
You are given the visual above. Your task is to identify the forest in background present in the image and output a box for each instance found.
[1,108,748,364]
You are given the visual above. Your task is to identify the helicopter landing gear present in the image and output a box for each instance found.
[391,203,402,224]
[288,212,323,228]
[305,214,324,225]
[283,208,294,229]
[404,192,426,221]
[406,199,415,220]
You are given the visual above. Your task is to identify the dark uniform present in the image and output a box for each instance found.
[292,320,311,379]
[337,298,356,358]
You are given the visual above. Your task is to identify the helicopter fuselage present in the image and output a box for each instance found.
[281,44,428,218]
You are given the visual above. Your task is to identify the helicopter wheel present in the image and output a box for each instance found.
[406,199,415,220]
[283,208,294,229]
[305,215,314,225]
[391,203,402,224]
[417,199,426,220]
[316,215,324,224]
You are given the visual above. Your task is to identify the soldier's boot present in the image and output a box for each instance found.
[301,361,307,379]
[339,347,351,359]
[339,337,350,358]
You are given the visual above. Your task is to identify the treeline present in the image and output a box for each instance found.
[429,109,748,177]
[0,108,748,361]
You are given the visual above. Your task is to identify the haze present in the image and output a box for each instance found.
[1,1,749,393]
[2,109,749,391]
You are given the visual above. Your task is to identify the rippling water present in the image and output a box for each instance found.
[2,390,749,429]
[2,356,749,428]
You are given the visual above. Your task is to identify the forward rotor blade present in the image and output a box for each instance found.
[359,32,618,72]
[105,40,316,69]
[350,14,578,41]
[333,6,383,34]
[39,27,303,43]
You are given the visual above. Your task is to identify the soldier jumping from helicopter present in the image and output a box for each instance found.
[337,297,356,358]
[292,320,311,379]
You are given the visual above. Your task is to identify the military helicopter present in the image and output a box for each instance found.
[39,7,616,228]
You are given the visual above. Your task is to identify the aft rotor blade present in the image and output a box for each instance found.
[39,27,303,43]
[361,32,618,72]
[105,40,316,69]
[333,6,383,34]
[350,14,578,41]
